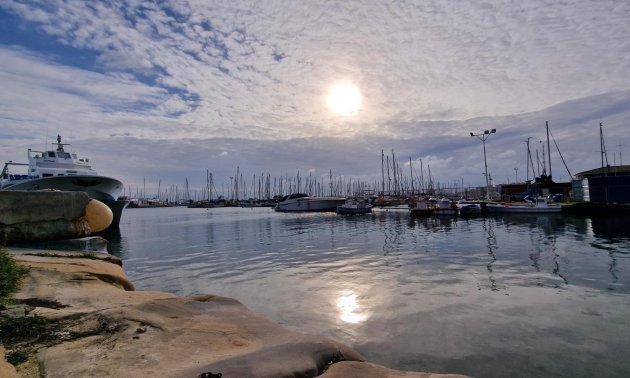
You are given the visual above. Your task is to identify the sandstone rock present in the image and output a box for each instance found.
[321,361,468,378]
[0,346,19,378]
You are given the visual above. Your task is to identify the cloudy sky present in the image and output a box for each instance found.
[1,0,629,197]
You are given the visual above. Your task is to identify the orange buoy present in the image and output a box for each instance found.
[85,199,113,232]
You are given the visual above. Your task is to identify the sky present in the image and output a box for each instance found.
[1,0,629,197]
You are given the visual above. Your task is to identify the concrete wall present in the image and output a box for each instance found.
[0,191,91,245]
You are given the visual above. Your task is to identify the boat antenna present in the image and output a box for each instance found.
[55,134,70,152]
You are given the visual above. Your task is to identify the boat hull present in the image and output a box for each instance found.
[486,204,562,213]
[336,206,372,214]
[433,209,458,216]
[1,175,123,202]
[275,197,346,212]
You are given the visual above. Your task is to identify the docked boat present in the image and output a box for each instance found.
[456,200,483,215]
[336,199,373,214]
[1,135,127,227]
[485,197,562,213]
[409,196,434,216]
[433,197,458,216]
[274,193,346,212]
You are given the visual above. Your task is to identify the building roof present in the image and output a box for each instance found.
[575,165,630,178]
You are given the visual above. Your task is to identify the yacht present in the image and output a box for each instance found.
[1,135,127,226]
[485,197,562,213]
[274,193,346,212]
[336,198,373,214]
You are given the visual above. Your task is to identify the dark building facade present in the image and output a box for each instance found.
[574,165,630,204]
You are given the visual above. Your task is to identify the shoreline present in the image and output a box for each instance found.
[1,245,467,377]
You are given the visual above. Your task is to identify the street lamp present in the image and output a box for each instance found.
[470,129,496,200]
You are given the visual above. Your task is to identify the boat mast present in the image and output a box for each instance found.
[381,150,385,194]
[409,156,414,195]
[600,122,609,175]
[525,137,533,182]
[391,150,398,196]
[546,121,552,179]
[420,159,424,193]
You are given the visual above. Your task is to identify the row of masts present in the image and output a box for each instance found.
[122,160,481,204]
[122,122,617,203]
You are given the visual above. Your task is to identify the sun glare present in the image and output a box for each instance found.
[326,83,362,116]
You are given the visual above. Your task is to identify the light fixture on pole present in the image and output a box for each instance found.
[469,129,497,199]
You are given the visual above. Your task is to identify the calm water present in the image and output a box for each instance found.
[106,207,630,377]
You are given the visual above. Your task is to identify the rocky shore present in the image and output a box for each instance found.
[1,191,467,377]
[1,246,468,377]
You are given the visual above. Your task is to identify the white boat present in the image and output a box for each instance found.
[336,199,372,214]
[1,135,127,226]
[485,197,562,213]
[409,196,434,216]
[274,193,346,212]
[433,197,458,216]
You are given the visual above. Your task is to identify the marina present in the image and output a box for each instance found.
[109,206,630,378]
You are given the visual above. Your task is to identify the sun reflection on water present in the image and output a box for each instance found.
[337,290,369,324]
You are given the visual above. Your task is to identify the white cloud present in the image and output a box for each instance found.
[1,0,630,192]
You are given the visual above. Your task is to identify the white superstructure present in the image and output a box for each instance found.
[1,135,123,202]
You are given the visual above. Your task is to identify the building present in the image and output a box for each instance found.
[573,165,630,204]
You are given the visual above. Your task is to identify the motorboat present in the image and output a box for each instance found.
[274,193,346,212]
[433,197,457,216]
[409,196,434,216]
[485,197,562,213]
[1,135,127,227]
[336,198,373,214]
[456,200,483,215]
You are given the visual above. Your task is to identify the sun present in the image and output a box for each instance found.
[326,83,362,116]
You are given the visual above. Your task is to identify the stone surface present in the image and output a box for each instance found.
[0,346,19,378]
[11,236,110,253]
[0,191,89,225]
[0,191,91,245]
[321,361,468,378]
[2,249,469,378]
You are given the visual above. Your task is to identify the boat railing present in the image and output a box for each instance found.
[1,162,29,180]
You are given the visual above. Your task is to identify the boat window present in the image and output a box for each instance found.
[57,152,71,159]
[42,173,53,177]
[72,154,77,158]
[46,151,55,157]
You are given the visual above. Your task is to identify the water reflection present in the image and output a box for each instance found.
[481,217,499,291]
[337,290,369,324]
[113,207,630,378]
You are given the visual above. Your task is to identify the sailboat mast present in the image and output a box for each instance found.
[409,156,414,195]
[381,149,385,194]
[546,121,552,179]
[525,137,532,182]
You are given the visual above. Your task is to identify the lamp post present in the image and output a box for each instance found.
[470,129,497,199]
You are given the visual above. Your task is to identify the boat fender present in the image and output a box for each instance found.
[85,199,113,232]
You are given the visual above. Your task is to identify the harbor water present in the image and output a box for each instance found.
[107,207,630,377]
